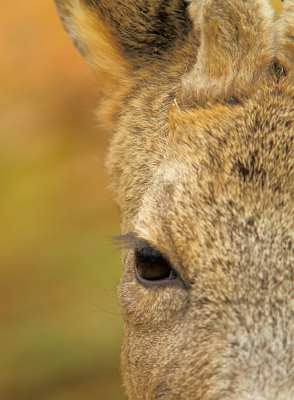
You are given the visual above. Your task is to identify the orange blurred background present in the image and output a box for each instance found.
[0,1,282,400]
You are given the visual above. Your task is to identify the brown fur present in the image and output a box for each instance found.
[54,0,294,398]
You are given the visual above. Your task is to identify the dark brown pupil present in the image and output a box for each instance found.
[135,247,175,281]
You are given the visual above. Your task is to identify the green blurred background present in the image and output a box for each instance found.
[0,1,282,399]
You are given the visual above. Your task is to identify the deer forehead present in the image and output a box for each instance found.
[134,93,294,282]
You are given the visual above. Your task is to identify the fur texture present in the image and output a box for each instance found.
[54,0,294,398]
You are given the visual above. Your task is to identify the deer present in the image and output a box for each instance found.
[54,0,294,398]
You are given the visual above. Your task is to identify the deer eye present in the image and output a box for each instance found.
[134,247,183,288]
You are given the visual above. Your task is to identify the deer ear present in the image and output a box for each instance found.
[276,1,294,65]
[54,0,129,84]
[54,0,192,125]
[181,0,274,106]
[54,0,191,72]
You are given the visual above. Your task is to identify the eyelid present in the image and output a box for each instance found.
[135,247,167,264]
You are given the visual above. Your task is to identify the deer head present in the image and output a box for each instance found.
[54,0,294,398]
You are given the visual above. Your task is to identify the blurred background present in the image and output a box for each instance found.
[0,1,282,400]
[1,1,124,399]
